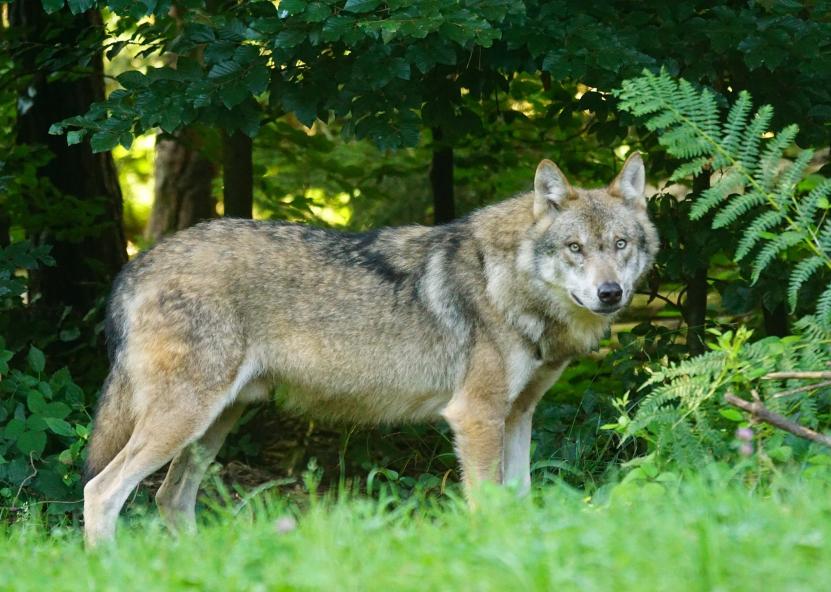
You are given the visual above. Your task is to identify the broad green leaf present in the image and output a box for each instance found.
[66,0,94,14]
[90,131,120,153]
[16,430,46,457]
[27,415,47,432]
[44,418,75,437]
[27,390,47,415]
[41,0,65,14]
[344,0,380,13]
[208,60,241,79]
[42,402,71,420]
[66,130,85,145]
[27,346,45,374]
[4,417,26,440]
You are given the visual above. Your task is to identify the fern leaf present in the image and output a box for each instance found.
[757,124,799,191]
[796,179,831,231]
[719,91,752,160]
[738,105,774,173]
[751,231,805,283]
[774,149,815,208]
[787,256,826,310]
[735,209,787,261]
[689,171,743,218]
[817,284,831,329]
[712,190,767,229]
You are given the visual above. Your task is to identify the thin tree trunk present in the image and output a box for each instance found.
[763,301,789,337]
[429,127,455,224]
[685,172,710,355]
[10,3,126,310]
[222,130,253,219]
[146,129,216,241]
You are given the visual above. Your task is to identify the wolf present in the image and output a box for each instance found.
[82,153,658,545]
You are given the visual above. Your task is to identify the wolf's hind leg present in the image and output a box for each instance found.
[155,402,247,532]
[83,391,230,547]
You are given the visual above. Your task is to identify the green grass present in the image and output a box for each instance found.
[2,472,830,591]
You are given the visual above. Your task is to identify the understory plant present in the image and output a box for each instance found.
[610,71,831,469]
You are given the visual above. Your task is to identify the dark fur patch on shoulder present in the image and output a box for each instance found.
[301,226,411,285]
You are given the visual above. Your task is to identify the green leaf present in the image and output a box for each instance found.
[66,0,94,14]
[27,346,45,374]
[719,408,744,422]
[42,402,71,420]
[208,60,241,79]
[27,390,47,415]
[274,29,306,48]
[41,0,65,14]
[44,418,75,437]
[117,70,147,90]
[305,2,330,22]
[27,415,47,432]
[66,130,85,145]
[4,417,26,440]
[17,430,46,457]
[343,0,381,13]
[244,65,270,95]
[90,132,120,153]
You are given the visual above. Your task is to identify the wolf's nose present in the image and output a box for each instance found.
[597,282,623,305]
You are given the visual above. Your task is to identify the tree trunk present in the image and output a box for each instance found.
[685,172,710,356]
[146,129,216,241]
[222,130,253,219]
[429,127,455,224]
[10,3,126,310]
[763,301,789,337]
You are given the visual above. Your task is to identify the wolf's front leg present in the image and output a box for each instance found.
[442,343,509,495]
[504,362,569,495]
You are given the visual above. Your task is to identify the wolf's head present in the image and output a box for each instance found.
[522,153,659,317]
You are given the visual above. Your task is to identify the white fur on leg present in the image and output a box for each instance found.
[503,412,533,495]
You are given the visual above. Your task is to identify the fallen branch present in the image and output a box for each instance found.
[763,371,831,380]
[724,392,831,448]
[772,379,831,399]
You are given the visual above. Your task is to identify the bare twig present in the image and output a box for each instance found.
[725,392,831,448]
[772,379,831,399]
[763,371,831,380]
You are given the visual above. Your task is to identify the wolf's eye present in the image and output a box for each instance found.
[615,239,627,250]
[568,242,582,253]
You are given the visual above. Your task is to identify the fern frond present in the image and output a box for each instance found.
[816,283,831,329]
[718,91,752,161]
[688,171,743,218]
[712,190,766,229]
[796,179,831,231]
[787,256,826,310]
[735,209,788,261]
[751,231,806,283]
[757,124,799,191]
[774,149,814,208]
[738,105,773,172]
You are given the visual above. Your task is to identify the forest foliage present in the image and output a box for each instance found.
[2,0,831,519]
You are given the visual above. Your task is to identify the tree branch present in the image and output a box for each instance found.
[763,371,831,380]
[724,392,831,448]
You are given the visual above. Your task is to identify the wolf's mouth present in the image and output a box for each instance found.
[571,291,623,316]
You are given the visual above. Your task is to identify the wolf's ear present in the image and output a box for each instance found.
[534,159,573,218]
[610,152,646,208]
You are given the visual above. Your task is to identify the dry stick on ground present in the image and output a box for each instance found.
[724,392,831,448]
[763,371,831,380]
[772,379,831,399]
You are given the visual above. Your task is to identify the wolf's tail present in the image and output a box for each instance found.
[84,368,135,483]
